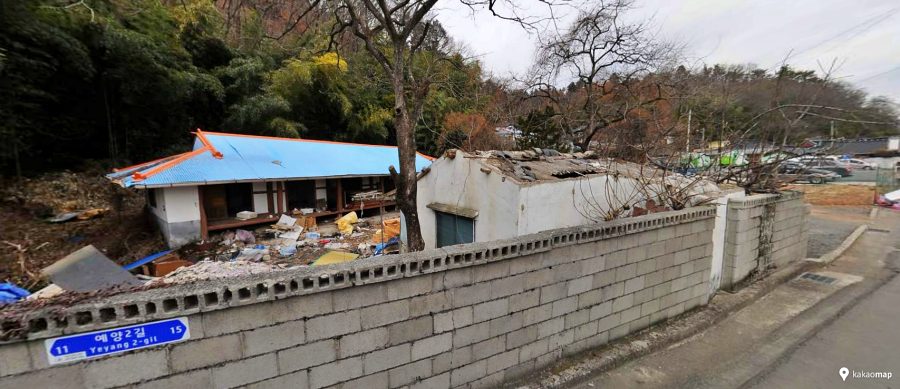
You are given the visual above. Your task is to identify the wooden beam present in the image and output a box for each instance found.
[276,181,285,214]
[266,182,275,215]
[336,178,343,213]
[198,186,208,239]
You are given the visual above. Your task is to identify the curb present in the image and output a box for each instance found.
[807,224,868,264]
[513,260,817,389]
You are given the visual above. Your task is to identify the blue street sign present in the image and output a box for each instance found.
[44,317,190,365]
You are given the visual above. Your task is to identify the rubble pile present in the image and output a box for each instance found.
[153,260,282,284]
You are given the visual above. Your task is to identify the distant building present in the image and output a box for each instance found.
[808,136,900,157]
[107,130,434,247]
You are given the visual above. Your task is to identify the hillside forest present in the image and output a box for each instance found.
[1,0,898,176]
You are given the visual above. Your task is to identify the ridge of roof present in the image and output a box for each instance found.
[201,131,437,160]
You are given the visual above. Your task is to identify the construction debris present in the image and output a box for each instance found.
[42,245,143,292]
[154,260,281,284]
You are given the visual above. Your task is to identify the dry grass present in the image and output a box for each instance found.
[785,184,875,206]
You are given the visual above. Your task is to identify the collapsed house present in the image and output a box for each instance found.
[409,149,720,249]
[107,130,434,247]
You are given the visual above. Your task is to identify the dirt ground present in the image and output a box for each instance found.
[785,184,875,206]
[0,172,166,290]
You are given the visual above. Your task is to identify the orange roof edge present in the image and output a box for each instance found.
[112,152,189,173]
[133,146,210,182]
[194,128,224,159]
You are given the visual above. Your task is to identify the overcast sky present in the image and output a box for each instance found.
[438,0,900,100]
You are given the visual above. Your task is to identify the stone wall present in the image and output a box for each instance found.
[0,207,716,389]
[721,191,810,290]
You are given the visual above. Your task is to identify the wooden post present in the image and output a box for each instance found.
[336,178,344,214]
[276,181,285,214]
[266,182,274,215]
[379,177,385,215]
[198,186,208,239]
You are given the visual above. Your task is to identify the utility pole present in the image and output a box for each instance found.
[830,120,835,139]
[686,109,692,153]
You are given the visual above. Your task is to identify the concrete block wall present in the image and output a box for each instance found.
[721,191,810,290]
[0,207,716,389]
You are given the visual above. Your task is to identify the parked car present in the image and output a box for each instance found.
[841,158,877,170]
[804,159,853,177]
[778,162,840,184]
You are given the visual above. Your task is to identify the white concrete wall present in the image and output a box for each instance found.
[148,188,167,222]
[253,182,268,214]
[517,176,643,235]
[709,190,746,297]
[415,156,521,249]
[163,186,201,223]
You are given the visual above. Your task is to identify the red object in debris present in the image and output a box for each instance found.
[318,239,331,244]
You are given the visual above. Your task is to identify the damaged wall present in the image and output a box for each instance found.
[0,207,717,389]
[720,191,810,290]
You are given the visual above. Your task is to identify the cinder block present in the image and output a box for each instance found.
[309,357,363,389]
[0,365,85,389]
[592,269,616,289]
[490,274,526,299]
[473,298,509,323]
[647,241,667,258]
[450,359,487,387]
[244,371,308,389]
[609,322,630,340]
[488,312,524,337]
[362,300,410,329]
[140,370,214,389]
[244,320,305,357]
[567,275,593,296]
[387,276,433,301]
[306,310,361,341]
[620,305,641,324]
[523,304,552,326]
[410,372,449,389]
[343,372,387,389]
[665,237,684,253]
[409,291,452,318]
[548,328,575,350]
[277,292,333,322]
[432,347,472,374]
[581,256,606,275]
[551,296,578,317]
[657,226,675,240]
[605,250,627,269]
[524,268,554,290]
[644,270,664,288]
[388,316,433,345]
[171,334,242,372]
[388,359,432,388]
[440,268,474,290]
[552,262,583,283]
[623,276,645,295]
[589,301,612,321]
[636,258,657,276]
[641,298,661,317]
[626,246,648,264]
[85,349,167,389]
[203,302,277,336]
[597,312,620,333]
[537,317,564,339]
[486,350,519,375]
[412,333,452,361]
[519,338,549,362]
[471,371,505,389]
[510,253,544,275]
[278,339,337,373]
[564,309,590,329]
[472,336,506,360]
[474,261,511,283]
[339,328,389,358]
[633,287,653,305]
[503,360,535,381]
[611,294,634,313]
[615,263,637,282]
[211,353,278,389]
[0,342,31,377]
[451,283,491,308]
[539,282,567,304]
[506,325,539,349]
[453,322,491,348]
[334,284,386,312]
[509,289,541,312]
[574,320,599,341]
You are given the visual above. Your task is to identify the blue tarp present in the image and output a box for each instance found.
[109,132,434,187]
[0,283,30,304]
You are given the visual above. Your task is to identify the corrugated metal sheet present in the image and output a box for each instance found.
[109,132,434,187]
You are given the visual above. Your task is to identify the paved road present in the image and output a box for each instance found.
[747,267,900,389]
[836,169,876,183]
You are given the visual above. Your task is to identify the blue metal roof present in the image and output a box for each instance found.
[108,132,434,188]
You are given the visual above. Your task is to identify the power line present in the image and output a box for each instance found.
[855,65,900,84]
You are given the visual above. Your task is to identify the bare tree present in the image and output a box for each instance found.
[526,0,677,151]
